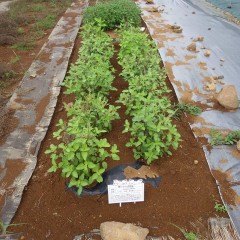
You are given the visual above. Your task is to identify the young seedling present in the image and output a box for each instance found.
[171,223,198,240]
[173,103,202,120]
[210,129,240,146]
[214,202,227,213]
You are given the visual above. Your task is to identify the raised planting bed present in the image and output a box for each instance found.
[8,17,229,239]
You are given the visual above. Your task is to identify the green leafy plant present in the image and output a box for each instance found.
[171,223,198,240]
[83,0,141,30]
[214,202,227,213]
[210,129,240,145]
[173,103,202,120]
[46,22,120,195]
[63,21,115,98]
[117,26,181,164]
[45,124,119,195]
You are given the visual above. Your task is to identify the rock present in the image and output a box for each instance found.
[218,75,224,79]
[220,58,225,62]
[148,7,158,12]
[237,141,240,152]
[194,160,199,165]
[194,36,204,42]
[187,42,196,51]
[204,50,211,57]
[100,222,149,240]
[173,28,182,33]
[146,0,153,4]
[171,24,181,29]
[205,82,216,92]
[216,85,239,110]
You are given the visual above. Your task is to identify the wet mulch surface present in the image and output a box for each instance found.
[11,31,226,239]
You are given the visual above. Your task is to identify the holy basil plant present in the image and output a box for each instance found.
[118,25,181,164]
[45,22,120,195]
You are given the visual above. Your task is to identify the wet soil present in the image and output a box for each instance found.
[11,29,227,239]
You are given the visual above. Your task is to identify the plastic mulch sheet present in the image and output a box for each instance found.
[138,0,240,236]
[68,162,161,196]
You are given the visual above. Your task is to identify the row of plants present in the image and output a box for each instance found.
[117,26,181,164]
[83,0,141,30]
[45,21,120,195]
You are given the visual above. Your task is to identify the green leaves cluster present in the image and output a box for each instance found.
[63,21,115,97]
[173,102,202,120]
[210,129,240,146]
[118,26,181,164]
[45,22,120,195]
[83,0,141,30]
[214,202,227,213]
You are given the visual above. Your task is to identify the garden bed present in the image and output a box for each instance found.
[10,23,227,239]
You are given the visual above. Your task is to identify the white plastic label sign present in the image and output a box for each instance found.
[108,179,144,205]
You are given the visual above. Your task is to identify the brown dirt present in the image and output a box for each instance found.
[11,29,227,239]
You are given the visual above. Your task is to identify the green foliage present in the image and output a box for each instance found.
[63,21,115,97]
[214,202,227,213]
[30,3,45,12]
[118,26,181,164]
[171,223,198,240]
[83,0,141,30]
[16,27,25,35]
[173,103,202,120]
[11,41,34,50]
[34,14,56,30]
[210,129,240,145]
[45,22,119,195]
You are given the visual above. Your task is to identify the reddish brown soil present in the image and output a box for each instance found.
[11,31,227,239]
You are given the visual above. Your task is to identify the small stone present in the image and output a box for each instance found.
[204,50,211,57]
[173,28,183,33]
[148,7,158,12]
[187,42,196,52]
[237,141,240,152]
[216,85,239,110]
[30,73,37,78]
[100,222,149,240]
[99,214,102,218]
[208,28,211,30]
[220,58,225,62]
[194,36,204,42]
[218,75,224,79]
[146,0,153,4]
[171,24,181,29]
[192,11,196,14]
[194,160,199,165]
[205,82,216,92]
[219,80,225,85]
[140,27,145,32]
